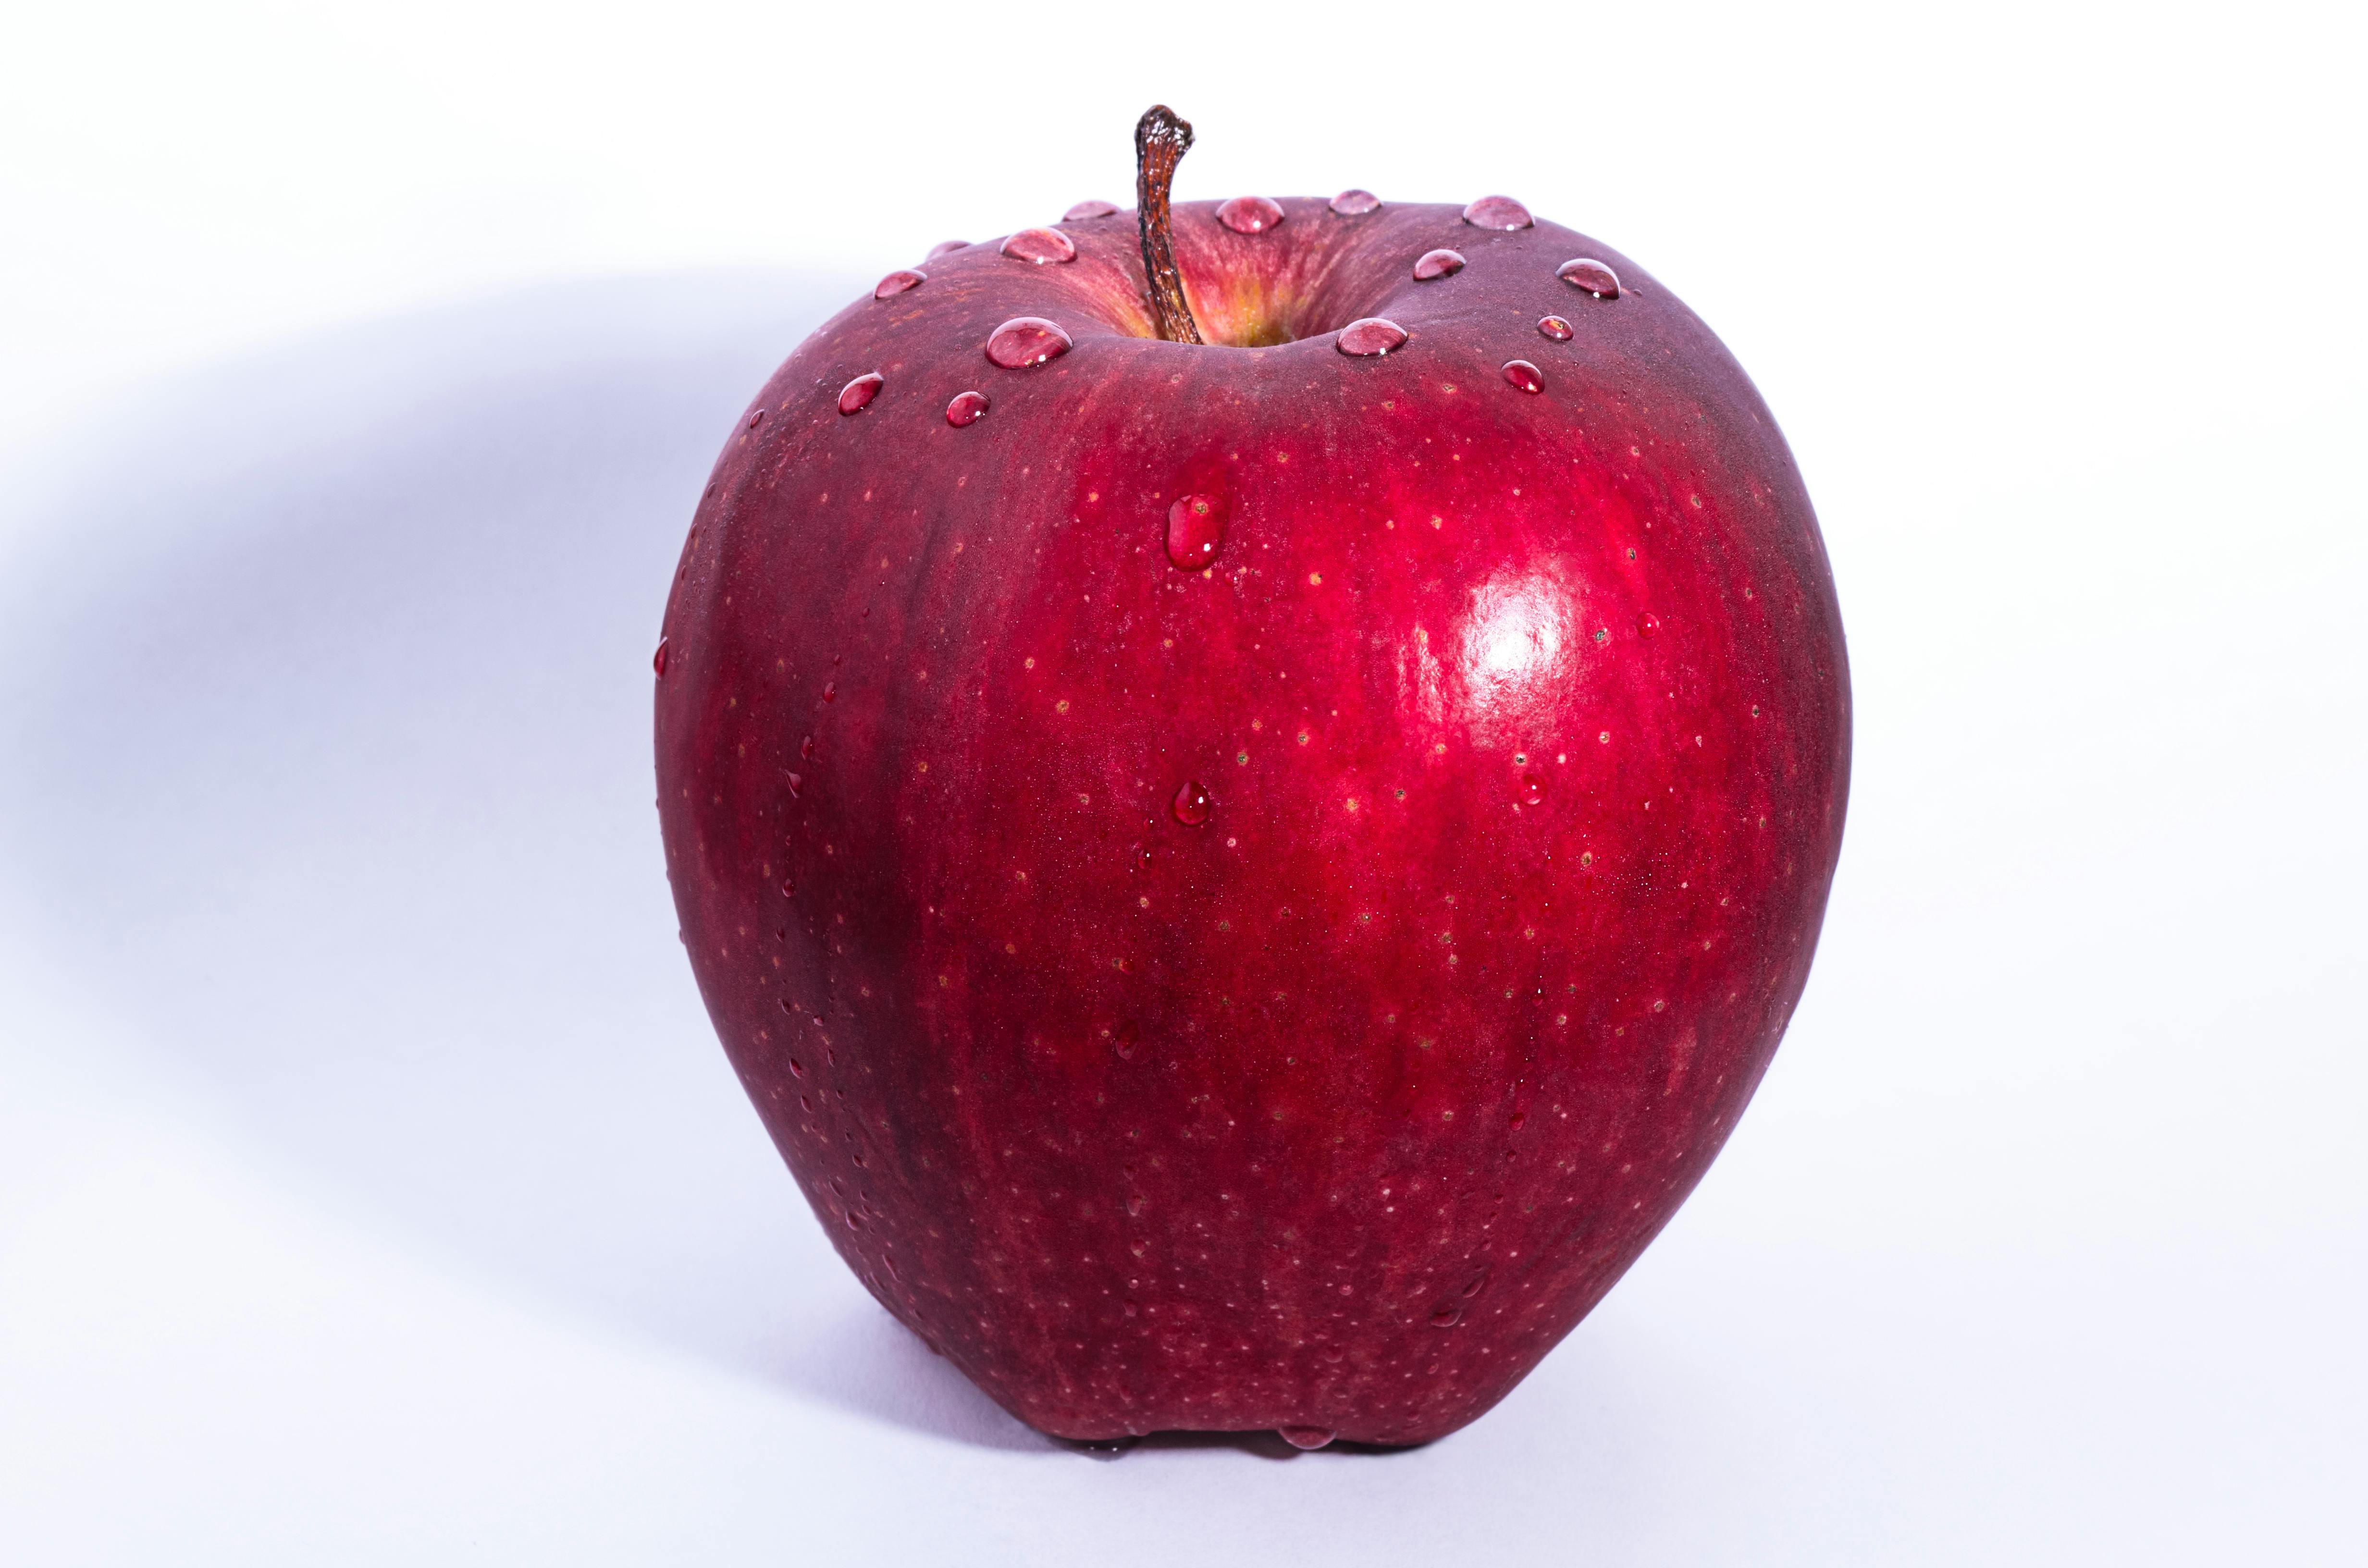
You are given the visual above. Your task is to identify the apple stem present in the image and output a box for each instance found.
[1134,106,1206,346]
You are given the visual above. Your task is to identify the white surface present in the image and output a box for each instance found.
[2,3,2364,1562]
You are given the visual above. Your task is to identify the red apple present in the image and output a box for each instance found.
[654,109,1849,1448]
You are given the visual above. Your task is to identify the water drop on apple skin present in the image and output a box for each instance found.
[1214,195,1284,234]
[873,270,925,299]
[1279,1426,1336,1450]
[1518,772,1546,805]
[1462,194,1533,230]
[1557,257,1622,299]
[1638,612,1661,638]
[924,239,966,260]
[945,390,990,427]
[1335,318,1408,357]
[1329,188,1381,215]
[1165,494,1226,569]
[1430,1304,1464,1328]
[1062,198,1118,220]
[1000,227,1077,265]
[1172,780,1212,826]
[652,637,669,676]
[1113,1021,1141,1060]
[986,317,1073,368]
[1412,248,1465,281]
[1502,359,1544,393]
[838,373,883,415]
[1538,314,1573,341]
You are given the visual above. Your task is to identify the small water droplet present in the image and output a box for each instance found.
[945,390,990,427]
[1063,198,1118,221]
[1518,772,1546,805]
[1510,1110,1527,1128]
[652,637,669,675]
[1430,1304,1463,1328]
[1114,1021,1141,1061]
[1000,227,1077,265]
[746,409,765,429]
[802,734,817,760]
[1538,314,1573,341]
[873,270,925,299]
[1638,612,1660,638]
[823,681,838,702]
[1215,195,1285,234]
[1165,494,1227,569]
[1279,1427,1336,1450]
[986,316,1073,368]
[1557,257,1622,299]
[1336,318,1407,357]
[1412,247,1466,281]
[1502,359,1544,393]
[838,373,883,415]
[788,1056,805,1078]
[1172,780,1211,826]
[780,878,795,897]
[925,239,967,260]
[785,771,803,799]
[1329,188,1381,215]
[1462,195,1533,230]
[1073,1437,1137,1459]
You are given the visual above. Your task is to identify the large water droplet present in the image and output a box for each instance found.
[873,270,925,299]
[1413,248,1466,281]
[925,240,967,260]
[945,390,990,427]
[652,637,669,676]
[1336,318,1407,357]
[1462,195,1533,230]
[1537,314,1573,341]
[1637,611,1660,638]
[1557,257,1622,298]
[1165,494,1227,570]
[1063,198,1118,220]
[1279,1427,1336,1451]
[1518,772,1546,806]
[1001,227,1077,265]
[1215,195,1285,234]
[1329,189,1381,216]
[1172,780,1211,826]
[838,373,883,415]
[986,317,1073,368]
[1502,358,1544,393]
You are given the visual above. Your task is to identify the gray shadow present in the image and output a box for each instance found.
[0,270,1027,1445]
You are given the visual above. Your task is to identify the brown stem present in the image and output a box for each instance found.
[1135,105,1205,345]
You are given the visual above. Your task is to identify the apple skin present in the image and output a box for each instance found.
[654,197,1849,1446]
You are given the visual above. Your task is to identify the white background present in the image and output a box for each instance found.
[3,1,2363,1561]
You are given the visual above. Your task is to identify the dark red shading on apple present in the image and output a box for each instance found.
[656,108,1849,1449]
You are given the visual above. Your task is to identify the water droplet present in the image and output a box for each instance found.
[823,680,838,702]
[1279,1427,1336,1450]
[1430,1304,1464,1328]
[1215,195,1285,234]
[1335,318,1407,357]
[1518,772,1546,805]
[785,771,803,799]
[1462,195,1533,230]
[986,316,1073,368]
[1329,188,1381,215]
[1538,314,1573,341]
[873,270,925,299]
[925,239,967,260]
[1412,248,1466,281]
[1000,227,1077,265]
[652,637,669,675]
[802,734,817,760]
[945,390,990,427]
[1125,1193,1146,1215]
[1510,1110,1527,1128]
[1172,780,1211,826]
[1165,494,1227,570]
[788,1056,805,1077]
[1638,612,1660,638]
[1073,1437,1137,1459]
[1557,257,1622,298]
[1502,359,1544,393]
[1114,1021,1141,1061]
[1063,198,1118,221]
[746,409,765,429]
[780,878,795,897]
[838,373,883,415]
